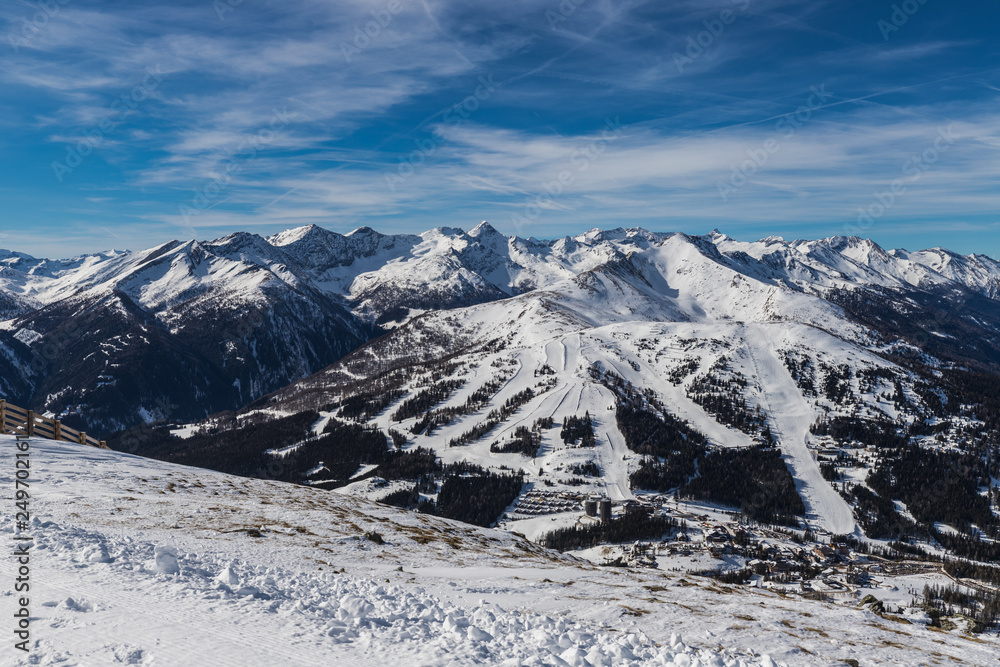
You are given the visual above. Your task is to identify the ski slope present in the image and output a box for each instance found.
[390,314,862,513]
[742,324,857,535]
[318,265,899,535]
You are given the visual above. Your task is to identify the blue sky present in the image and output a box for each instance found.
[1,0,998,258]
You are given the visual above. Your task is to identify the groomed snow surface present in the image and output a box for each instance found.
[3,439,998,666]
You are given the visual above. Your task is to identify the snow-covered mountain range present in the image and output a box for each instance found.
[72,224,997,569]
[223,227,991,534]
[5,222,1000,435]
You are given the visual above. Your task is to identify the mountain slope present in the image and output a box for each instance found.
[9,436,999,666]
[131,230,1000,542]
[0,236,371,432]
[7,222,1000,449]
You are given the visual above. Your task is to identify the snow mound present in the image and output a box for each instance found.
[82,542,114,563]
[150,545,180,575]
[216,563,240,587]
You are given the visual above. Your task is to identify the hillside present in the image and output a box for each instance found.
[5,436,999,666]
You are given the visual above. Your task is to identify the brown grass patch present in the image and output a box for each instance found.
[620,605,649,617]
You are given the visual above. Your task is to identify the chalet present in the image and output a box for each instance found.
[846,568,870,586]
[623,500,653,516]
[811,545,836,563]
[706,530,729,544]
[708,544,734,557]
[769,560,792,574]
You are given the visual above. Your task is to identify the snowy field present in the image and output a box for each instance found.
[2,437,998,666]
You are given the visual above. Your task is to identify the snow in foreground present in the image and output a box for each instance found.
[2,438,996,666]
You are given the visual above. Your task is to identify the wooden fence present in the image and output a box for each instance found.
[0,400,107,449]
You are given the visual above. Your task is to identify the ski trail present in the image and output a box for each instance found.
[567,333,634,501]
[743,324,857,535]
[602,332,757,450]
[588,384,634,502]
[545,337,568,373]
[546,382,580,419]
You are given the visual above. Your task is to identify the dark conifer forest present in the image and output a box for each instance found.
[681,446,805,527]
[434,467,524,527]
[541,514,679,551]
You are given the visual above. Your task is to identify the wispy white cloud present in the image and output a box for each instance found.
[147,102,998,244]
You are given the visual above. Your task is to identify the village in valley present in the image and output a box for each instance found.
[499,488,992,631]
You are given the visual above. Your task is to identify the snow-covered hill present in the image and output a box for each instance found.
[6,436,998,666]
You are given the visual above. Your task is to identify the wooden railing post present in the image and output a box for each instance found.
[0,399,5,434]
[54,420,61,441]
[79,432,86,445]
[26,410,34,437]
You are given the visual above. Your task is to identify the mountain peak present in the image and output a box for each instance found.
[268,224,322,246]
[269,224,347,250]
[469,221,501,238]
[0,249,38,262]
[207,231,274,253]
